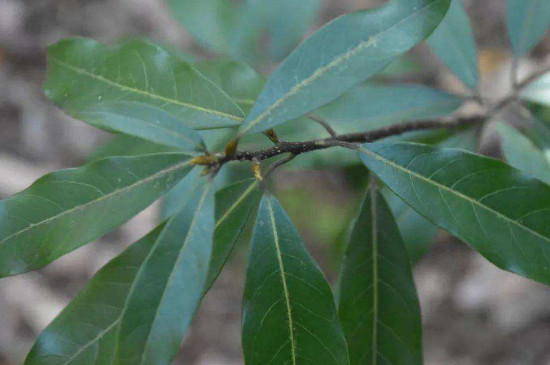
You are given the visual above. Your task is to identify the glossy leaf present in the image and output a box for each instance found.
[0,153,192,278]
[338,188,422,365]
[497,122,550,185]
[26,179,261,365]
[506,0,550,56]
[521,72,550,107]
[242,195,349,365]
[315,84,463,133]
[427,0,479,89]
[160,167,203,220]
[24,225,166,365]
[239,0,452,135]
[46,38,243,132]
[382,127,478,262]
[115,183,214,364]
[359,142,550,285]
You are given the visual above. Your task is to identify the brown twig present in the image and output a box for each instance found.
[217,115,482,166]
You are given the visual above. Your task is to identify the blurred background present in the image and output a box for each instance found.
[1,0,550,364]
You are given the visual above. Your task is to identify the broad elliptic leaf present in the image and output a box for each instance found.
[26,179,261,365]
[521,72,550,107]
[497,122,550,185]
[242,195,349,365]
[381,127,478,263]
[116,183,214,365]
[359,142,550,285]
[45,38,243,131]
[506,0,550,56]
[0,153,192,278]
[315,84,463,133]
[427,0,479,89]
[239,0,452,135]
[338,188,422,365]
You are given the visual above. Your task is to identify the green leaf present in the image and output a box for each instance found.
[338,188,422,365]
[208,178,261,287]
[194,59,265,112]
[382,188,439,263]
[24,224,166,365]
[0,153,192,278]
[521,72,550,107]
[45,38,243,132]
[382,127,478,262]
[239,0,452,135]
[160,167,203,220]
[427,0,479,89]
[359,142,550,285]
[75,102,206,151]
[497,122,550,185]
[25,179,261,365]
[89,134,179,161]
[315,84,463,133]
[506,0,550,56]
[242,195,349,365]
[115,183,215,364]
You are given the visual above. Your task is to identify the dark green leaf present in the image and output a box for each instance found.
[359,142,550,285]
[382,127,478,262]
[239,0,452,135]
[208,178,261,287]
[160,167,203,220]
[506,0,550,56]
[194,59,264,112]
[25,179,261,365]
[75,102,205,151]
[497,122,550,185]
[46,38,243,132]
[315,84,463,133]
[242,195,349,365]
[89,134,179,161]
[115,182,214,364]
[427,0,478,90]
[25,224,166,365]
[0,153,192,278]
[338,188,422,365]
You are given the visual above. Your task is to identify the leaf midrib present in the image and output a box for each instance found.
[53,181,258,364]
[266,197,297,365]
[0,156,191,248]
[50,57,243,123]
[359,145,550,246]
[241,0,447,134]
[370,188,379,365]
[138,184,211,365]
